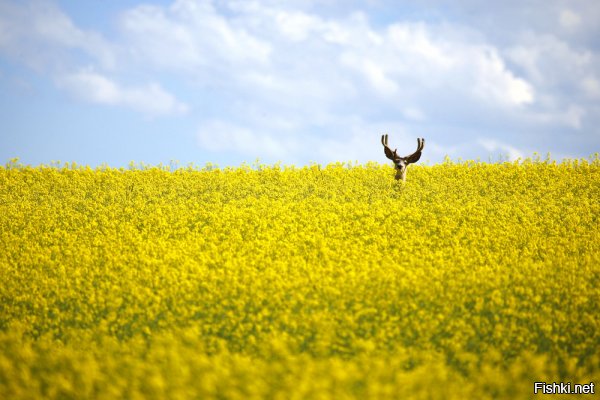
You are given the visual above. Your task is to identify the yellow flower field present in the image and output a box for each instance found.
[0,156,599,399]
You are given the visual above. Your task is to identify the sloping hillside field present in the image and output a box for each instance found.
[1,158,599,399]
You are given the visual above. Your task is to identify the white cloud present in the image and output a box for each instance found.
[582,77,600,99]
[402,107,426,122]
[0,0,190,117]
[563,106,585,130]
[506,33,592,87]
[57,70,189,116]
[274,10,323,42]
[118,0,271,72]
[197,120,298,161]
[116,2,536,112]
[527,105,585,130]
[0,0,115,70]
[330,20,534,108]
[469,48,534,106]
[478,139,524,161]
[160,1,595,162]
[196,115,421,165]
[1,0,599,164]
[504,31,597,132]
[559,9,581,30]
[341,55,399,97]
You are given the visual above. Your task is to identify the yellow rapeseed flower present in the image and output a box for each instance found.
[0,156,599,399]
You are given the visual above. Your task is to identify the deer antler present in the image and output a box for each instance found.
[405,138,425,164]
[381,134,400,161]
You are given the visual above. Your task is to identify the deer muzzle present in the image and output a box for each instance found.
[394,163,407,180]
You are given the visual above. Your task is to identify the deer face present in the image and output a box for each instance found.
[393,159,408,180]
[382,135,425,182]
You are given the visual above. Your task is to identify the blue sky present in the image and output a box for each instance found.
[1,0,599,167]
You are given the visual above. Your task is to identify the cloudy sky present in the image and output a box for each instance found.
[1,0,599,167]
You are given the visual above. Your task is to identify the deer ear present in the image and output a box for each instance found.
[406,152,422,164]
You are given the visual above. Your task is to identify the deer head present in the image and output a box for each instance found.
[381,135,425,181]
